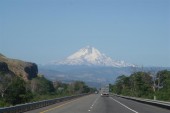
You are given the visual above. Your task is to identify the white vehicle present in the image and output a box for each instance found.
[101,85,109,96]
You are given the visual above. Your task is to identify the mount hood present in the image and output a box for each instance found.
[52,46,135,67]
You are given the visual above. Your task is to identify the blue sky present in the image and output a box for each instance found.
[0,0,170,67]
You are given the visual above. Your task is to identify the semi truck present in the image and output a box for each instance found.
[101,85,109,96]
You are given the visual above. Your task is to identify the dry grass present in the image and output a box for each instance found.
[0,53,37,81]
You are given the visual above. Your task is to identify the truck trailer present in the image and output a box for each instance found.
[101,85,109,96]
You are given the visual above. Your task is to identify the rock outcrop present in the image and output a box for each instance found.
[0,62,9,73]
[24,63,38,80]
[0,62,15,76]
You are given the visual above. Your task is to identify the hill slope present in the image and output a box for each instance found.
[0,53,38,81]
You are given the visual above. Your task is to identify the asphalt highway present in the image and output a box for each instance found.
[25,94,170,113]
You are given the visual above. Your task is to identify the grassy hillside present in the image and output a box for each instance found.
[0,53,38,80]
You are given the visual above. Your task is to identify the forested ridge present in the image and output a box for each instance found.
[0,73,95,107]
[110,70,170,101]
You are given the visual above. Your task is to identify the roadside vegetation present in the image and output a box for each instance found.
[110,70,170,101]
[0,73,95,107]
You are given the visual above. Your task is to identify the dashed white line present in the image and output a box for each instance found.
[88,95,100,112]
[110,97,139,113]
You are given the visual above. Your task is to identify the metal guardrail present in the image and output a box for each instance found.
[113,94,170,110]
[0,93,89,113]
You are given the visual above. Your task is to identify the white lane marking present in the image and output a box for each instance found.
[91,95,100,106]
[110,97,138,113]
[89,95,100,111]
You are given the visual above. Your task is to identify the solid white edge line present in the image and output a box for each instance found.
[110,97,139,113]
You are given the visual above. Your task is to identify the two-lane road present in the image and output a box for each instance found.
[26,94,170,113]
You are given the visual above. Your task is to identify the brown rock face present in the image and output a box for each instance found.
[0,54,38,81]
[24,63,38,80]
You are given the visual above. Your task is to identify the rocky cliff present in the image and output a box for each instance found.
[0,53,38,81]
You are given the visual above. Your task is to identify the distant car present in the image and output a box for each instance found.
[95,91,98,94]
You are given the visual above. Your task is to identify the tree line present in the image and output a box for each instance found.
[0,73,95,107]
[110,70,170,101]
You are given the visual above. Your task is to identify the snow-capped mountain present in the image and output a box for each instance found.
[53,46,135,67]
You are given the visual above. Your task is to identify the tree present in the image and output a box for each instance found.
[30,76,54,95]
[129,72,153,97]
[114,75,130,95]
[156,70,170,89]
[155,70,170,101]
[4,77,33,105]
[0,73,13,98]
[66,81,91,94]
[113,72,154,98]
[53,81,69,95]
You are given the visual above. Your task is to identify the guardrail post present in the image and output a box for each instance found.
[154,96,156,100]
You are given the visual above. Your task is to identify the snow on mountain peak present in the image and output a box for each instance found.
[68,45,102,60]
[55,46,136,67]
